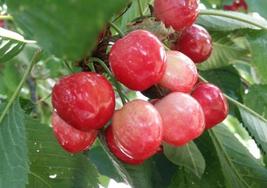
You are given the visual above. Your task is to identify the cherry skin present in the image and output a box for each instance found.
[52,72,115,131]
[52,112,98,153]
[154,0,200,31]
[105,126,144,165]
[175,24,212,64]
[159,51,198,92]
[112,99,163,160]
[191,83,229,129]
[109,30,166,91]
[154,92,205,146]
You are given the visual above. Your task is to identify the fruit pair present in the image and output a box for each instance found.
[51,72,115,153]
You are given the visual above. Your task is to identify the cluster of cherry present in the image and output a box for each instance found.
[51,0,228,165]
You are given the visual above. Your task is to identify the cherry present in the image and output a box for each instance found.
[159,51,198,92]
[112,99,163,160]
[154,92,205,146]
[52,72,115,131]
[52,112,98,153]
[0,20,4,27]
[105,126,144,165]
[191,83,228,129]
[175,24,212,63]
[224,0,248,11]
[154,0,200,31]
[109,30,166,91]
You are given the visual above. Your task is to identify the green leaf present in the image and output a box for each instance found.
[7,0,128,60]
[25,118,99,188]
[163,142,206,178]
[0,27,33,63]
[119,0,150,32]
[244,85,267,118]
[198,9,267,31]
[209,124,267,188]
[246,0,267,19]
[86,144,124,183]
[200,66,243,100]
[235,85,267,153]
[87,139,177,188]
[197,31,249,70]
[0,101,29,188]
[247,30,267,84]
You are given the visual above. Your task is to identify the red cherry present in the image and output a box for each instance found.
[154,0,200,31]
[0,20,4,27]
[175,24,212,63]
[233,0,248,11]
[52,72,115,131]
[112,100,163,160]
[155,92,205,146]
[223,4,239,11]
[105,126,144,165]
[191,83,228,129]
[159,51,198,92]
[52,112,98,153]
[109,30,166,91]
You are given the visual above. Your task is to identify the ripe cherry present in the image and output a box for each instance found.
[112,100,163,160]
[191,83,228,129]
[105,126,143,165]
[52,72,115,131]
[154,92,205,146]
[109,30,166,91]
[159,51,198,92]
[175,24,212,63]
[52,112,98,153]
[154,0,200,31]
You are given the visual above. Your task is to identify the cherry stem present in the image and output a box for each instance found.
[0,49,42,124]
[199,9,267,30]
[109,22,125,37]
[0,15,13,20]
[90,57,128,104]
[137,0,144,17]
[198,74,267,122]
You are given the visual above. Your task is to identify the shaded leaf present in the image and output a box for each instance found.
[244,84,267,118]
[0,101,29,188]
[197,31,249,70]
[25,118,99,188]
[209,124,267,188]
[247,30,267,84]
[163,142,206,178]
[7,0,128,60]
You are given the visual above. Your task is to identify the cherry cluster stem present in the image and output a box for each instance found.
[90,57,128,104]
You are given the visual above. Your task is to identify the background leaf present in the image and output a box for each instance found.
[246,0,267,19]
[26,118,100,188]
[163,142,206,178]
[0,27,32,63]
[209,124,267,188]
[198,10,267,31]
[7,0,128,60]
[247,30,267,84]
[197,31,249,70]
[244,85,267,117]
[0,101,29,188]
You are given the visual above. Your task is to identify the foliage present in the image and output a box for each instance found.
[1,0,267,187]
